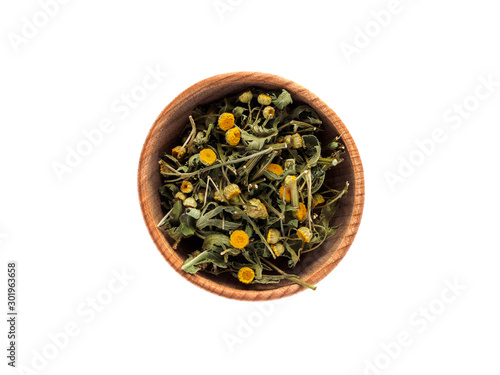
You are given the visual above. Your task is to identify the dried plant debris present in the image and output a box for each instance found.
[157,88,348,290]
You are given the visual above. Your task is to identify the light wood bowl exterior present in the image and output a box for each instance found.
[138,72,364,301]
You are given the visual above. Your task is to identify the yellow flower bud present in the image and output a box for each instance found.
[180,180,193,194]
[271,243,285,257]
[183,197,197,208]
[199,148,217,166]
[175,192,186,201]
[263,106,275,119]
[266,163,283,176]
[297,227,313,242]
[291,133,303,149]
[224,184,241,200]
[258,94,272,105]
[214,191,224,202]
[225,127,241,146]
[218,113,235,131]
[238,267,255,284]
[172,146,186,160]
[230,230,249,249]
[245,198,268,219]
[279,186,291,202]
[239,91,253,103]
[197,191,206,204]
[313,194,325,207]
[266,228,280,244]
[284,175,297,186]
[295,202,307,222]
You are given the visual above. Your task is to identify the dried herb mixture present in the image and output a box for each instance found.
[157,88,348,290]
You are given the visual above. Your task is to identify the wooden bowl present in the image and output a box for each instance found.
[138,72,364,301]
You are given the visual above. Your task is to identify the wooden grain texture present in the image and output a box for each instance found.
[138,72,365,301]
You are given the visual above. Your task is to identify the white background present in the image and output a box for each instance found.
[1,0,499,374]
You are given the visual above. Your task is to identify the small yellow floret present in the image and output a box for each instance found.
[263,106,275,119]
[245,198,268,219]
[297,227,313,243]
[214,191,224,202]
[266,228,280,244]
[313,194,325,207]
[225,127,241,146]
[266,163,283,176]
[172,146,186,160]
[230,230,249,249]
[258,94,272,105]
[239,91,253,103]
[224,184,241,199]
[278,176,296,202]
[180,181,193,194]
[271,243,285,257]
[199,148,217,166]
[197,190,206,204]
[284,175,297,186]
[183,197,197,208]
[175,192,186,201]
[238,267,255,284]
[218,113,235,131]
[279,186,291,202]
[291,133,303,149]
[295,202,307,221]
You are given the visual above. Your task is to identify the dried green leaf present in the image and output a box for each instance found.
[272,89,293,110]
[303,135,322,166]
[284,242,300,268]
[240,129,275,150]
[202,234,231,251]
[179,213,196,237]
[181,250,227,274]
[307,116,322,125]
[159,184,179,200]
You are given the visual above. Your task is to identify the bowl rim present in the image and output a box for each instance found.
[138,71,365,301]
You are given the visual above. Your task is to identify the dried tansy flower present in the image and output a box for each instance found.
[175,192,186,201]
[279,175,296,202]
[214,191,224,202]
[199,148,217,166]
[157,88,349,291]
[218,112,235,131]
[313,193,325,207]
[197,191,206,204]
[245,198,268,220]
[263,106,275,119]
[267,228,280,244]
[291,133,303,149]
[230,230,249,249]
[172,146,186,160]
[183,197,197,208]
[225,127,241,146]
[180,180,193,194]
[297,227,313,243]
[266,163,283,176]
[238,267,255,284]
[284,175,297,186]
[239,91,253,103]
[271,243,285,257]
[257,94,272,105]
[295,202,307,221]
[279,185,291,202]
[224,184,241,200]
